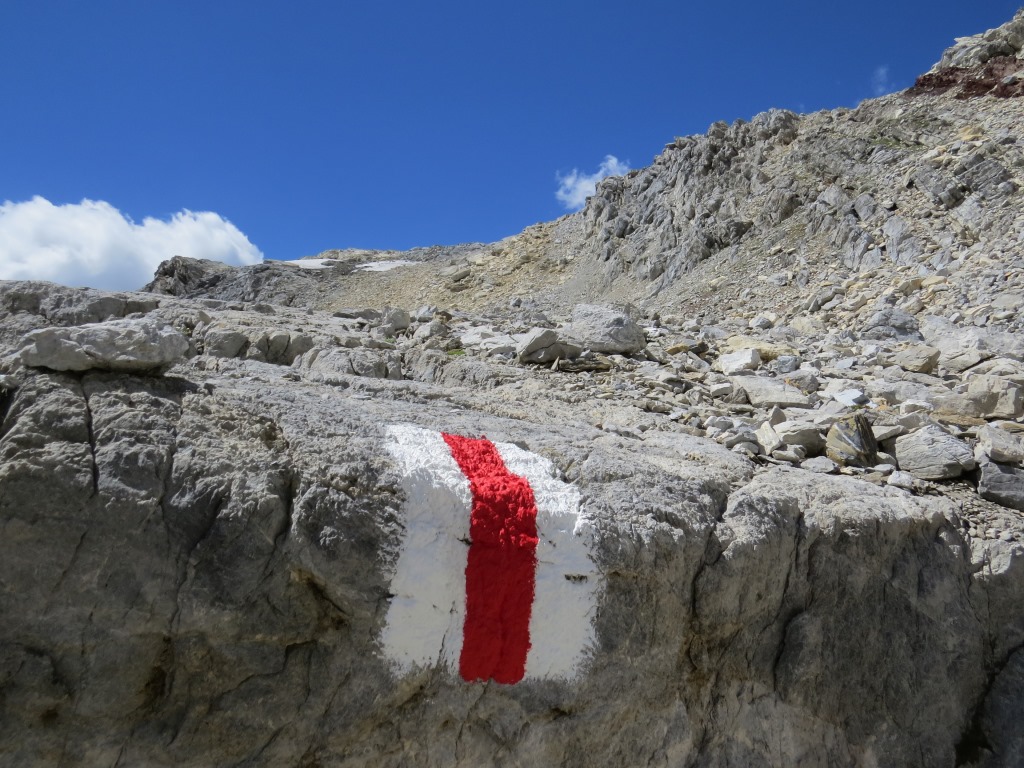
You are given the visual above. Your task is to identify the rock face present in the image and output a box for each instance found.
[4,10,1024,768]
[2,276,1022,767]
[19,318,189,372]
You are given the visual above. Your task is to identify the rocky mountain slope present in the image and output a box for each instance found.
[2,10,1024,768]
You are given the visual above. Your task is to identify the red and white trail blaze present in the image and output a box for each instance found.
[382,425,600,684]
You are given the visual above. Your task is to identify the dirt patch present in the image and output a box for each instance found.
[907,56,1024,99]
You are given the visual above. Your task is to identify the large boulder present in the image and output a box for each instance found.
[19,318,189,373]
[563,305,646,355]
[895,426,976,480]
[516,328,581,364]
[978,462,1024,512]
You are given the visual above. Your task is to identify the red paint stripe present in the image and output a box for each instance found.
[442,433,538,684]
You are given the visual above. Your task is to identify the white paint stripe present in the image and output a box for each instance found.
[496,442,600,680]
[382,425,469,672]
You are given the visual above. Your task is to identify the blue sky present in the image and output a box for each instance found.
[1,1,1020,288]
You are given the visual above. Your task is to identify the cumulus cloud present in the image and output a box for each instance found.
[0,196,263,291]
[872,65,895,97]
[555,155,630,211]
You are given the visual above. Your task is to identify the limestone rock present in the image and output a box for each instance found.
[516,328,581,364]
[976,425,1024,464]
[460,326,517,356]
[20,318,189,373]
[413,319,449,341]
[978,462,1024,512]
[564,304,645,354]
[755,421,783,454]
[966,374,1023,420]
[774,420,826,453]
[895,426,976,480]
[381,306,411,331]
[782,369,820,393]
[920,317,1024,374]
[295,346,403,381]
[721,335,798,361]
[894,345,941,375]
[717,348,760,374]
[978,646,1024,762]
[732,376,812,408]
[202,325,249,358]
[801,455,838,473]
[928,9,1024,72]
[888,470,918,490]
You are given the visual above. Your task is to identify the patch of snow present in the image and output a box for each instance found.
[354,260,418,272]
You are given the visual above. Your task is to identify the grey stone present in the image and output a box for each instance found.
[861,306,921,340]
[20,319,189,373]
[872,424,906,442]
[801,456,838,473]
[772,447,806,463]
[517,328,567,363]
[976,425,1024,464]
[0,275,1016,768]
[755,422,783,454]
[708,381,735,398]
[966,375,1023,420]
[781,369,820,393]
[768,354,801,374]
[978,646,1024,761]
[893,345,941,375]
[564,304,646,354]
[731,377,812,408]
[895,426,976,480]
[718,348,760,374]
[978,462,1024,512]
[460,327,518,356]
[920,317,1024,373]
[203,326,249,358]
[381,306,411,331]
[774,421,826,454]
[888,471,918,490]
[295,347,403,381]
[413,319,448,341]
[832,388,869,407]
[5,14,1024,760]
[882,216,924,266]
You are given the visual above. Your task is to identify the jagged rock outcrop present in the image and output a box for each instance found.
[4,10,1024,768]
[578,108,801,285]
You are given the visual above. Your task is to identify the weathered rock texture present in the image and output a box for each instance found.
[4,10,1024,768]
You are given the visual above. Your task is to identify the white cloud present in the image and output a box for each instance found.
[555,155,630,211]
[0,196,263,291]
[872,65,895,97]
